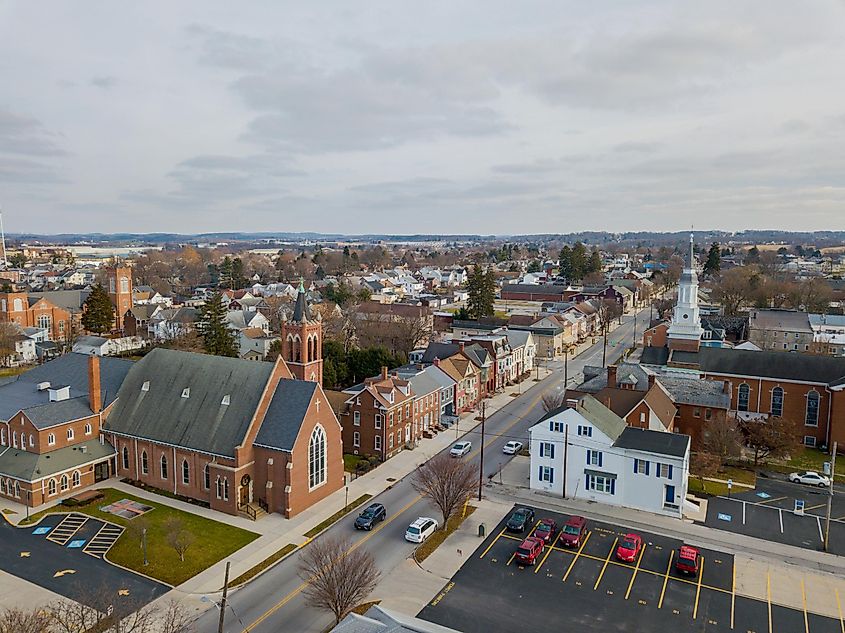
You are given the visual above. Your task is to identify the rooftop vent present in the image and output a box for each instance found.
[141,381,150,392]
[37,381,51,391]
[48,385,71,402]
[181,388,190,399]
[221,394,230,406]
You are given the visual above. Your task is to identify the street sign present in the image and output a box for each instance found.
[717,513,732,522]
[794,499,805,516]
[727,479,733,490]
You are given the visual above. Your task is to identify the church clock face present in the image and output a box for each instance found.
[683,314,689,319]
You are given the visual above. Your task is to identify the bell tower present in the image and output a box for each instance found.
[281,281,323,385]
[667,233,703,352]
[107,259,133,332]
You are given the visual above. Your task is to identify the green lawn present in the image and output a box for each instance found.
[0,366,28,378]
[22,488,259,586]
[716,465,757,486]
[769,448,844,483]
[688,477,730,497]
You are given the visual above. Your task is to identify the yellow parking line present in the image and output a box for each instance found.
[804,503,826,512]
[534,530,563,574]
[767,573,773,633]
[594,537,618,591]
[693,556,704,620]
[731,559,736,629]
[801,578,809,633]
[658,550,674,609]
[756,496,787,506]
[836,587,844,633]
[506,551,517,566]
[479,528,507,559]
[624,544,646,600]
[562,531,591,582]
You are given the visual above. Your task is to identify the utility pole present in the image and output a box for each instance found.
[562,424,569,499]
[632,307,638,351]
[142,528,148,566]
[564,345,569,390]
[218,561,231,633]
[0,206,7,268]
[602,322,608,367]
[824,441,837,552]
[477,401,486,501]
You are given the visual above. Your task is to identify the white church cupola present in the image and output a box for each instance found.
[667,233,703,352]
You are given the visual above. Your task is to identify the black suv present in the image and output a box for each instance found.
[354,503,386,530]
[506,507,535,533]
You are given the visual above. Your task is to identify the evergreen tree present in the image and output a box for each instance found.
[219,257,233,288]
[466,264,494,319]
[571,242,588,281]
[81,284,115,334]
[558,245,573,281]
[745,246,760,264]
[231,257,246,290]
[587,248,603,274]
[527,260,541,273]
[199,292,238,357]
[703,243,721,277]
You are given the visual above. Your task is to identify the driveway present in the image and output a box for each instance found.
[0,512,169,616]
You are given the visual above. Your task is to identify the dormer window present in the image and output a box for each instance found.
[181,388,190,399]
[221,394,231,406]
[141,381,150,392]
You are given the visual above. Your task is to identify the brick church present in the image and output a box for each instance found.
[0,284,344,518]
[642,235,845,452]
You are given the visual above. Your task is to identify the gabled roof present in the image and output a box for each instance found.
[686,347,845,385]
[0,439,115,482]
[105,348,274,457]
[613,426,690,458]
[29,289,92,311]
[538,395,627,442]
[254,380,318,452]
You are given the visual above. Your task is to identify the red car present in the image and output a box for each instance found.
[675,545,701,576]
[615,533,643,563]
[559,516,587,548]
[533,518,557,544]
[514,537,545,565]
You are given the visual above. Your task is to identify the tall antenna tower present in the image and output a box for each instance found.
[0,205,8,269]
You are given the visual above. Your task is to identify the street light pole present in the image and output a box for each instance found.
[142,528,148,566]
[477,401,486,501]
[824,441,837,552]
[564,345,569,390]
[218,561,230,633]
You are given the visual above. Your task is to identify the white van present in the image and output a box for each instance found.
[405,517,438,543]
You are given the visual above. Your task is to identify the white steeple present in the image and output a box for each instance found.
[667,232,703,350]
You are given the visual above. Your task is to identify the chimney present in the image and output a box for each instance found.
[648,374,656,388]
[723,380,731,394]
[88,355,102,413]
[607,365,618,386]
[433,357,441,367]
[381,366,388,380]
[458,341,465,353]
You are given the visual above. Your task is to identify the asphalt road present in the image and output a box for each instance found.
[197,308,652,633]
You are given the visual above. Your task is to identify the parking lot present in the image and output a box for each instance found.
[419,505,845,633]
[704,475,845,555]
[0,513,169,616]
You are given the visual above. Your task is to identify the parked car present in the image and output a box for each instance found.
[533,518,557,544]
[405,517,438,543]
[789,471,830,488]
[559,516,588,548]
[675,545,701,576]
[502,441,523,455]
[615,533,643,563]
[450,441,472,457]
[514,536,545,566]
[506,507,536,533]
[354,503,386,530]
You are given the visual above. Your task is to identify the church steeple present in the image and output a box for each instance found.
[281,281,323,385]
[667,233,703,352]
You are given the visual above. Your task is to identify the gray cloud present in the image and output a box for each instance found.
[90,76,118,89]
[0,108,67,157]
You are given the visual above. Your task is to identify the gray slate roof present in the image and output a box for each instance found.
[690,347,845,384]
[537,395,627,442]
[332,606,460,633]
[0,439,114,481]
[104,348,274,457]
[656,375,730,409]
[407,369,440,398]
[75,335,109,347]
[29,289,91,312]
[613,426,690,458]
[578,363,649,392]
[0,353,132,424]
[254,380,317,452]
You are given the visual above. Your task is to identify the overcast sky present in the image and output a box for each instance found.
[2,1,844,235]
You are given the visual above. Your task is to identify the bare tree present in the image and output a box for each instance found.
[0,321,18,368]
[297,536,381,625]
[45,594,193,633]
[711,267,756,316]
[411,452,478,525]
[164,517,195,562]
[125,515,150,550]
[699,417,743,467]
[0,607,53,633]
[741,415,802,466]
[690,452,721,495]
[541,391,567,412]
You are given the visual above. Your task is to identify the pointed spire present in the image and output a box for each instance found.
[689,232,694,270]
[292,279,310,323]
